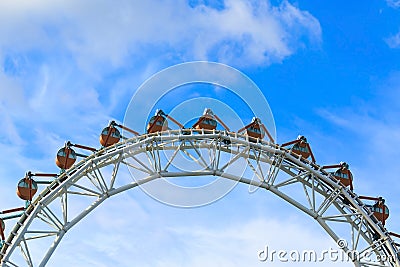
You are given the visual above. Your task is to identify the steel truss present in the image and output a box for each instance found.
[0,129,399,266]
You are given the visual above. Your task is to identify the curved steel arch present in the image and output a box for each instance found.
[0,129,399,266]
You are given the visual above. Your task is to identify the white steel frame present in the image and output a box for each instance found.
[0,129,399,266]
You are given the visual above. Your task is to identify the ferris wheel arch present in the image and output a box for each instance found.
[0,129,399,267]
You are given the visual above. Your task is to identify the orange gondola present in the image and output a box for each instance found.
[147,109,183,134]
[292,138,311,158]
[55,142,96,169]
[100,125,121,147]
[16,172,57,201]
[16,177,38,201]
[99,121,139,147]
[238,117,274,142]
[55,146,77,169]
[281,135,316,163]
[147,112,168,133]
[194,115,216,130]
[370,203,390,223]
[192,108,230,131]
[360,196,389,225]
[322,162,353,190]
[148,117,167,132]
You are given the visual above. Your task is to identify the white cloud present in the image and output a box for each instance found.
[386,0,400,48]
[0,0,322,150]
[317,72,400,161]
[319,109,400,159]
[50,205,351,266]
[385,31,400,48]
[387,0,400,9]
[0,0,321,69]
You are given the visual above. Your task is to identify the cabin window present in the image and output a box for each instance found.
[293,144,309,153]
[334,171,348,179]
[203,119,217,126]
[18,180,38,189]
[372,206,389,214]
[374,207,383,213]
[58,149,76,159]
[248,127,261,134]
[102,128,120,138]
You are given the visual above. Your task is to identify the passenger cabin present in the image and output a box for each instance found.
[246,124,263,139]
[16,178,38,201]
[192,108,230,133]
[281,136,315,162]
[238,117,274,143]
[244,118,265,140]
[368,203,390,223]
[147,113,168,133]
[55,147,77,169]
[292,141,311,158]
[100,126,121,147]
[322,162,354,190]
[193,108,218,130]
[332,168,353,188]
[360,196,390,225]
[193,116,217,130]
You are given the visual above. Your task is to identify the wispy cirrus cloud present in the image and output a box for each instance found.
[385,0,400,48]
[385,31,400,48]
[50,208,349,267]
[0,0,321,70]
[387,0,400,9]
[316,72,400,231]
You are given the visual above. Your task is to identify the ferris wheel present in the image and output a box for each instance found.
[0,108,399,266]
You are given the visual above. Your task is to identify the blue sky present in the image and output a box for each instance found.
[1,0,400,266]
